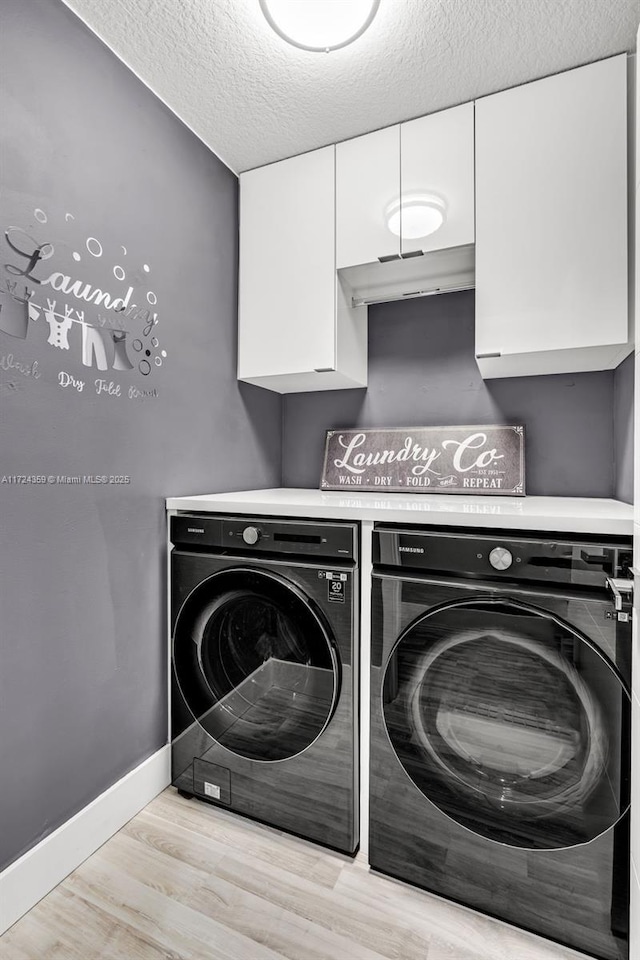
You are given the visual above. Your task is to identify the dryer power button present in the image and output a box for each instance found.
[242,526,261,545]
[489,546,513,571]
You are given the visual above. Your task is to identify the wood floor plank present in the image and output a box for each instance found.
[212,852,434,960]
[98,830,227,905]
[49,886,184,960]
[0,922,52,960]
[0,788,590,960]
[333,866,510,960]
[109,820,387,960]
[146,793,345,890]
[0,887,126,960]
[186,891,387,960]
[133,804,344,892]
[120,811,228,873]
[98,926,187,960]
[67,857,286,960]
[0,940,35,960]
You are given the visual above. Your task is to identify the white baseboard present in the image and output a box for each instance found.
[0,744,171,934]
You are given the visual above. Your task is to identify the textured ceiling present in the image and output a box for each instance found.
[62,0,638,174]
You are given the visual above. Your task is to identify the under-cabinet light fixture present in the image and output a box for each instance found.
[386,195,446,240]
[259,0,380,53]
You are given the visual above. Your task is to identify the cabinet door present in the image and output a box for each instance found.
[238,146,336,381]
[336,126,400,268]
[400,103,474,256]
[476,55,628,367]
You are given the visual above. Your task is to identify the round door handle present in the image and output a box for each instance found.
[242,526,261,546]
[489,546,513,571]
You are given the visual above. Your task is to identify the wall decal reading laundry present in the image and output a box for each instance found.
[42,273,135,311]
[0,207,168,384]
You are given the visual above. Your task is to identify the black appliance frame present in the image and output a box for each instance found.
[170,514,360,854]
[369,528,631,960]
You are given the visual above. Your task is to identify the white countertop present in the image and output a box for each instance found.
[166,488,634,536]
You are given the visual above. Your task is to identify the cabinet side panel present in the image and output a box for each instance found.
[335,275,368,388]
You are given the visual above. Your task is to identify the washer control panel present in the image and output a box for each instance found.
[489,546,513,571]
[170,514,357,561]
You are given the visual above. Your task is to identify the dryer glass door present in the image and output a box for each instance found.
[382,596,630,849]
[174,568,339,762]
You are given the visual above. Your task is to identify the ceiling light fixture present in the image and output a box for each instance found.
[386,195,446,240]
[259,0,380,53]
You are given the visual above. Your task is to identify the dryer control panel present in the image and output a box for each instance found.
[373,525,632,589]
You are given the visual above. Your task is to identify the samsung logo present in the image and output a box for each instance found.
[399,546,424,554]
[187,527,205,534]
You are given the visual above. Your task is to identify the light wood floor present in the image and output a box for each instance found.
[0,788,589,960]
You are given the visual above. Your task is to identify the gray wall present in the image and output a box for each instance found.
[614,352,635,504]
[283,292,631,499]
[0,0,281,870]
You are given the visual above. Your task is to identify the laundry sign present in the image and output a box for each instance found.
[320,426,525,495]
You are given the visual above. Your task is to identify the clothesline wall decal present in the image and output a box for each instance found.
[0,207,169,386]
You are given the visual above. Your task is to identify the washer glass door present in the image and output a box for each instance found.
[383,596,629,848]
[174,568,339,761]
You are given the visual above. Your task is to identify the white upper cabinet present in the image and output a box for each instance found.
[400,103,475,256]
[476,55,631,378]
[238,55,631,393]
[336,126,400,268]
[238,146,367,394]
[336,107,475,303]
